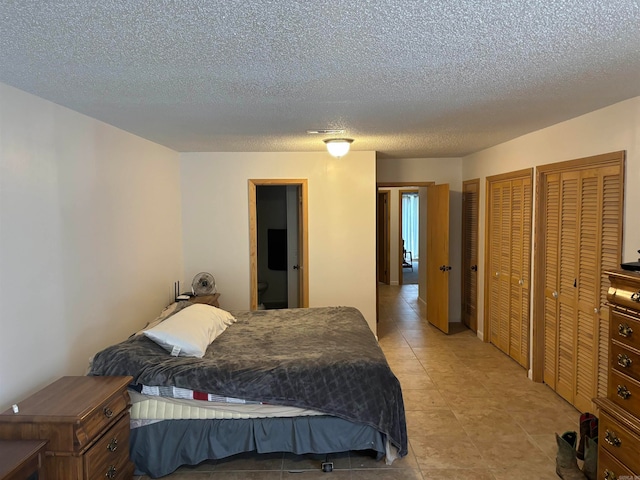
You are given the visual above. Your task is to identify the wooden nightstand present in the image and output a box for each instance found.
[187,293,220,307]
[0,376,134,480]
[0,440,47,480]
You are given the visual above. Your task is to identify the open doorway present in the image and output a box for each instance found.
[248,179,309,311]
[400,190,419,285]
[376,182,433,321]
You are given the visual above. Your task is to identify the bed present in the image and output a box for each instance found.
[88,305,407,478]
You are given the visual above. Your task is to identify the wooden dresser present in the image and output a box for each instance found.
[594,270,640,479]
[0,376,134,480]
[0,440,47,480]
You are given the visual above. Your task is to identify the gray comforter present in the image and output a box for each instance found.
[89,306,407,457]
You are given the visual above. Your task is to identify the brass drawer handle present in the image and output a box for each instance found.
[605,429,622,447]
[618,323,633,338]
[106,465,117,479]
[617,353,633,368]
[617,385,631,400]
[604,469,617,480]
[107,437,118,452]
[631,291,640,302]
[103,406,114,418]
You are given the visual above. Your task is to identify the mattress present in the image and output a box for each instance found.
[129,390,324,421]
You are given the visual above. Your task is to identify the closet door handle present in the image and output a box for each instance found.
[471,265,477,272]
[631,291,640,302]
[552,291,558,299]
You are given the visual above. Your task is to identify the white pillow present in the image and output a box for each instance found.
[143,304,236,358]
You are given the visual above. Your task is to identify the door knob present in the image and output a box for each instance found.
[471,265,477,272]
[552,291,558,299]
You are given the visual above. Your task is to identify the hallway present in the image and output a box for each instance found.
[377,283,581,479]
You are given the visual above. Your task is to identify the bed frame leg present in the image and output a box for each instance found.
[321,455,333,473]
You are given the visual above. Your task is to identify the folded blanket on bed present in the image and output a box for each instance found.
[133,384,261,404]
[89,306,408,458]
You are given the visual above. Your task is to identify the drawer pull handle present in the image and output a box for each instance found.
[107,437,118,452]
[605,429,621,447]
[617,385,631,400]
[103,406,114,418]
[106,465,117,479]
[631,291,640,302]
[618,323,633,338]
[604,469,617,480]
[617,353,633,368]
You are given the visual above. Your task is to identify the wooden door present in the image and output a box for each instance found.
[377,190,390,285]
[426,183,450,334]
[485,170,532,368]
[509,176,532,367]
[462,179,479,332]
[536,152,624,412]
[286,185,301,308]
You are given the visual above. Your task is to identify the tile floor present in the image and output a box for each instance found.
[135,284,580,479]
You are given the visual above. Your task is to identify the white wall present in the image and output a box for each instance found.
[463,96,640,346]
[376,157,464,322]
[0,84,183,411]
[180,151,378,332]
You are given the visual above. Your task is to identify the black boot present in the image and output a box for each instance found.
[582,435,598,480]
[577,413,598,460]
[556,431,586,480]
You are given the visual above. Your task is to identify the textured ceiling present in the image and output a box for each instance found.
[1,1,639,158]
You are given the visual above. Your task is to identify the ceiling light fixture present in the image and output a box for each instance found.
[324,138,354,158]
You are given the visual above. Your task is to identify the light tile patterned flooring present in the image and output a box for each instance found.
[135,284,580,479]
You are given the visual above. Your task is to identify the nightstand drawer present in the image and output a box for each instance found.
[77,387,130,451]
[599,411,640,473]
[84,413,131,480]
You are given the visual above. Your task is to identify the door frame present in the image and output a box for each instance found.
[248,179,309,311]
[376,182,433,322]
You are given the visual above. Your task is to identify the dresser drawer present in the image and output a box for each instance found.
[608,369,640,419]
[598,447,637,479]
[610,309,640,352]
[84,413,131,480]
[599,411,640,473]
[610,341,640,383]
